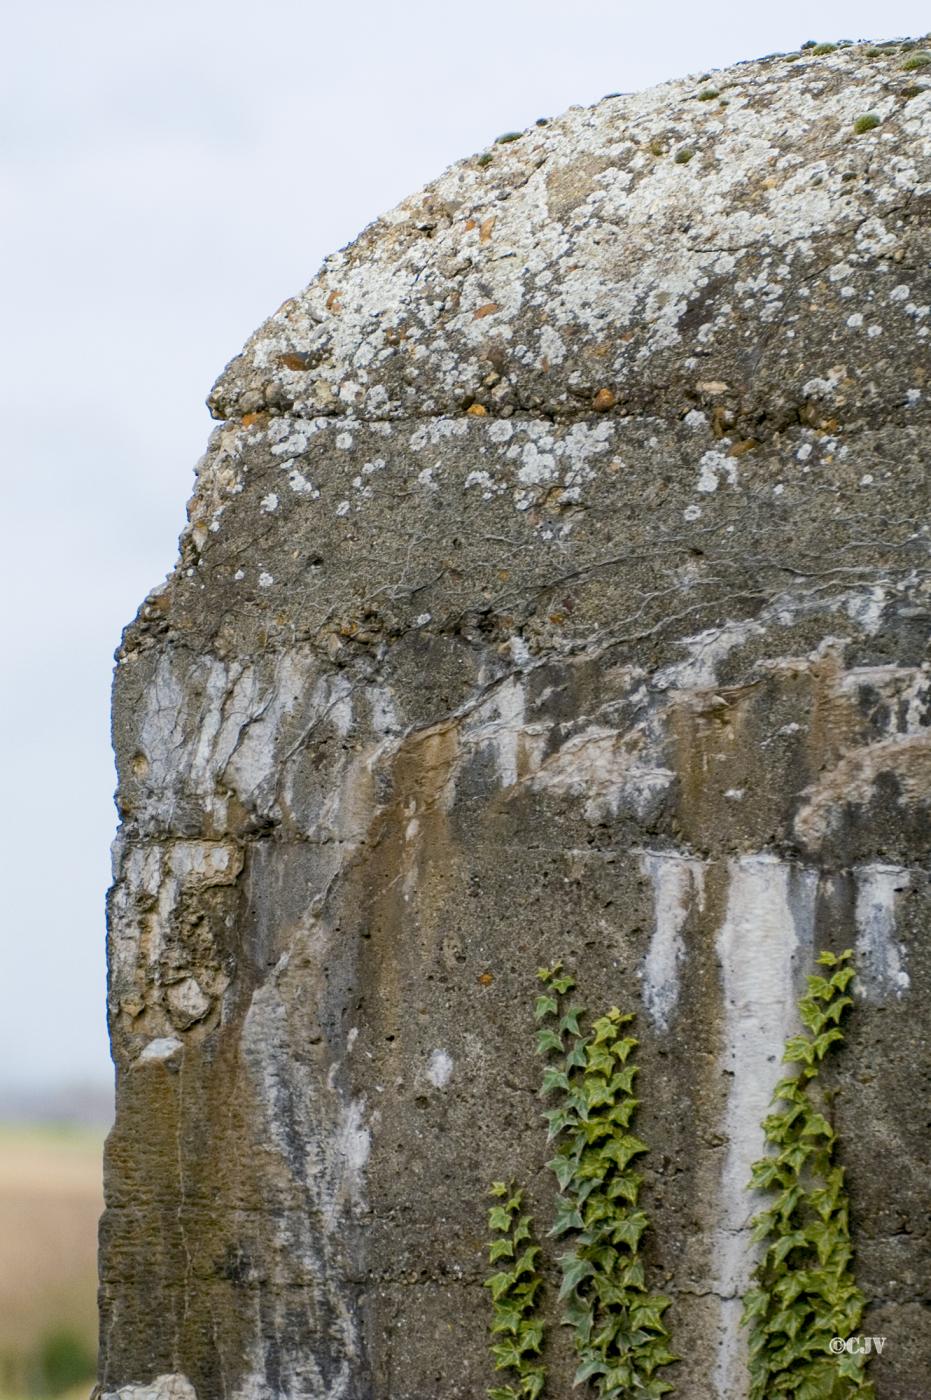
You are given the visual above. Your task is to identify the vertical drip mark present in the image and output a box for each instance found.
[712,855,816,1400]
[854,864,910,1002]
[639,851,705,1031]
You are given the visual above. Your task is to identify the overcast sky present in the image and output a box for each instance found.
[1,0,927,1095]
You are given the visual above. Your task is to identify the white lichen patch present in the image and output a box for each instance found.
[696,449,738,494]
[426,1048,454,1088]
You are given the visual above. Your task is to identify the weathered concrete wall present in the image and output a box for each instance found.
[102,39,930,1400]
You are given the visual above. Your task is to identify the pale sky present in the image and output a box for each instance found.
[1,0,927,1092]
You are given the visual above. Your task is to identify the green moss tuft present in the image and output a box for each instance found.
[495,131,523,145]
[674,147,695,164]
[477,152,494,167]
[697,87,720,100]
[902,51,931,70]
[810,42,837,55]
[853,112,881,133]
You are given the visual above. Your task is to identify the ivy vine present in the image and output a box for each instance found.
[742,949,874,1399]
[484,1181,547,1400]
[535,964,677,1399]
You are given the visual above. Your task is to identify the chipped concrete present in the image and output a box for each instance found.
[103,37,930,1400]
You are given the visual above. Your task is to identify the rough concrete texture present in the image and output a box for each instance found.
[102,37,931,1400]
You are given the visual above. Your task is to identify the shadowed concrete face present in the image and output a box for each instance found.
[102,39,930,1400]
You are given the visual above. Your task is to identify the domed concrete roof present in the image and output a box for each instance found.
[209,39,930,436]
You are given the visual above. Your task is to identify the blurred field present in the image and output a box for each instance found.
[0,1125,103,1400]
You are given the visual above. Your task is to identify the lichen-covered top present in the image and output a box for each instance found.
[208,38,931,430]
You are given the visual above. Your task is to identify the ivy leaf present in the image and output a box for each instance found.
[603,1362,634,1390]
[619,1257,645,1291]
[784,1035,816,1066]
[749,1158,782,1191]
[489,1237,514,1263]
[519,1320,544,1353]
[824,994,853,1023]
[540,1067,570,1096]
[613,1036,639,1063]
[536,1028,563,1056]
[773,1184,804,1220]
[630,1300,669,1332]
[603,1134,649,1169]
[750,1209,775,1243]
[548,1199,585,1236]
[607,1170,642,1204]
[484,1271,514,1302]
[585,1047,615,1076]
[778,1141,814,1173]
[550,974,576,995]
[612,1210,649,1249]
[769,1229,808,1266]
[591,1015,621,1045]
[534,994,558,1022]
[606,1097,638,1129]
[558,1253,593,1299]
[742,1289,769,1324]
[489,1181,509,1197]
[812,1028,845,1060]
[546,1154,575,1190]
[511,1214,532,1246]
[543,1107,573,1140]
[565,1039,589,1070]
[608,1067,638,1095]
[513,1246,540,1278]
[491,1340,525,1370]
[524,1369,545,1399]
[489,1206,513,1232]
[801,1112,834,1139]
[573,1356,609,1385]
[640,1373,676,1395]
[560,1007,584,1036]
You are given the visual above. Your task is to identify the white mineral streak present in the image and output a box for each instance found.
[854,864,911,1001]
[459,675,532,789]
[712,854,816,1400]
[639,851,705,1030]
[239,945,366,1398]
[528,725,674,821]
[103,1376,197,1400]
[794,670,931,845]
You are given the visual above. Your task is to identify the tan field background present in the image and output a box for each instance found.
[0,1126,103,1400]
